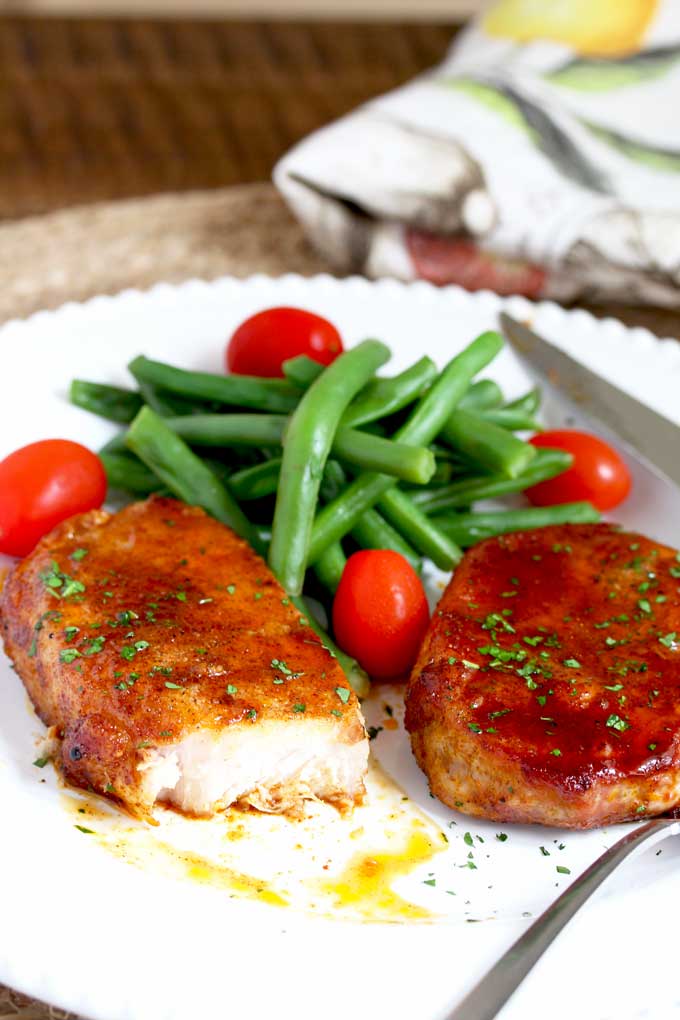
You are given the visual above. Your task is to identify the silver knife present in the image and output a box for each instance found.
[499,308,680,487]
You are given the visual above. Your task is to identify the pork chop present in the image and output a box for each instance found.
[405,523,680,829]
[0,496,368,819]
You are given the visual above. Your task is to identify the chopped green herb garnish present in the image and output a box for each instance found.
[556,865,571,875]
[659,632,677,649]
[71,548,88,561]
[74,825,95,835]
[293,703,306,713]
[84,635,106,656]
[468,722,482,733]
[335,687,351,704]
[563,659,581,669]
[496,832,508,842]
[226,684,238,695]
[59,648,81,664]
[606,713,630,732]
[246,708,257,720]
[33,756,50,768]
[165,681,183,690]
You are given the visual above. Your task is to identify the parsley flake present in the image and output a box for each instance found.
[606,713,630,732]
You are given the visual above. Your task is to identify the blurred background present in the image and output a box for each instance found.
[0,0,480,219]
[0,0,676,339]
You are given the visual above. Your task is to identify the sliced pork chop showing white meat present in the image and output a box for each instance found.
[0,496,368,819]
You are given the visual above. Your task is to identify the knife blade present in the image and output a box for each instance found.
[499,308,680,487]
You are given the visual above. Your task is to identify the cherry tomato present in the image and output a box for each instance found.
[332,550,430,679]
[526,430,631,512]
[0,439,107,557]
[225,307,344,378]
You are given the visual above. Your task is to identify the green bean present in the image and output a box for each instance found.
[440,407,536,478]
[319,462,422,569]
[378,488,462,569]
[350,508,422,572]
[505,387,541,415]
[308,331,505,562]
[129,355,302,413]
[341,356,438,428]
[458,378,504,412]
[159,413,433,483]
[332,430,435,484]
[432,501,600,547]
[282,355,324,388]
[411,448,573,514]
[290,595,369,698]
[70,380,143,424]
[282,355,439,429]
[165,413,286,448]
[479,409,542,432]
[313,542,347,593]
[228,458,282,501]
[269,339,390,594]
[101,452,161,494]
[126,407,265,554]
[320,460,347,503]
[99,432,128,455]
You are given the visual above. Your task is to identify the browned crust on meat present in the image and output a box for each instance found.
[0,496,365,817]
[405,524,680,829]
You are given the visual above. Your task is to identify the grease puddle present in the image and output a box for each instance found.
[61,759,447,922]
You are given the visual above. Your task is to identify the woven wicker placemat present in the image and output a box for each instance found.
[0,181,678,338]
[1,178,679,1020]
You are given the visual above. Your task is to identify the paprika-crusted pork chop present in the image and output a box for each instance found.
[406,523,680,829]
[0,496,368,820]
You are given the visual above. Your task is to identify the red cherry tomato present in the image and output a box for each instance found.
[332,550,430,680]
[526,430,631,512]
[0,439,107,557]
[226,307,344,378]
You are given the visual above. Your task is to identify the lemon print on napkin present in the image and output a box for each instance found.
[484,0,658,57]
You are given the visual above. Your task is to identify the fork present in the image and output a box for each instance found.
[447,817,680,1020]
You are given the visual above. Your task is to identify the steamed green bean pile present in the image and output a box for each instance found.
[71,332,600,692]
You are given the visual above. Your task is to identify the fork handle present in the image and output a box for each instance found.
[447,818,675,1020]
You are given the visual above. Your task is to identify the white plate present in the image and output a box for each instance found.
[1,275,680,1020]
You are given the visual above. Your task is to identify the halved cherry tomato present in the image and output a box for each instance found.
[332,550,430,679]
[526,430,631,512]
[225,307,344,378]
[0,439,107,557]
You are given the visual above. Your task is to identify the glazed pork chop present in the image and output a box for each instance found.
[406,523,680,829]
[0,496,368,819]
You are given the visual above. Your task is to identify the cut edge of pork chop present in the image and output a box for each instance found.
[138,719,368,817]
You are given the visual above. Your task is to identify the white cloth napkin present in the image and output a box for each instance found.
[275,0,680,306]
